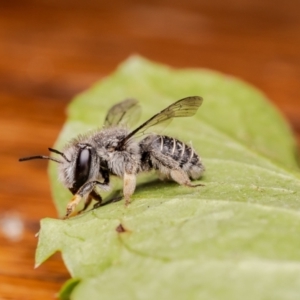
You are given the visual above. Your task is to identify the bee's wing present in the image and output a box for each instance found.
[117,96,203,149]
[104,98,142,127]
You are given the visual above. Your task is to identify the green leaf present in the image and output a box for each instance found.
[36,56,300,299]
[59,278,81,300]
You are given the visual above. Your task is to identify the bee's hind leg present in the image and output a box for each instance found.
[150,150,204,188]
[170,169,204,187]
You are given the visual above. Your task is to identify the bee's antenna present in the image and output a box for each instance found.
[19,155,62,163]
[48,148,70,162]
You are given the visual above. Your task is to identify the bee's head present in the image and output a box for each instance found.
[19,143,100,194]
[58,143,101,194]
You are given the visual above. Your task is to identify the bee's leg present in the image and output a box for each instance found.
[170,169,205,187]
[91,190,103,210]
[65,194,83,219]
[77,193,94,214]
[77,190,103,214]
[64,180,109,219]
[123,172,136,206]
[150,151,204,188]
[93,170,109,209]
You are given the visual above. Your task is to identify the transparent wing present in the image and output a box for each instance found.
[104,98,141,127]
[117,96,203,149]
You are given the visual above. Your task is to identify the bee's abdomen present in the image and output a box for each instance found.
[150,135,204,179]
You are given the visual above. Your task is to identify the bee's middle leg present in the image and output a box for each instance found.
[123,172,136,206]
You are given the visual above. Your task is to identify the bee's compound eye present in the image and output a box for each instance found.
[75,148,91,188]
[79,148,90,173]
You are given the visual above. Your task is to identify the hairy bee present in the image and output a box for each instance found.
[19,96,205,218]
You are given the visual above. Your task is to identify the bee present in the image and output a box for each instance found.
[19,96,205,218]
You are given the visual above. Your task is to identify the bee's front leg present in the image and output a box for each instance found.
[65,194,83,219]
[64,180,110,219]
[91,190,103,209]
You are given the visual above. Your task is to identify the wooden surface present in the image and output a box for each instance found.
[1,1,300,299]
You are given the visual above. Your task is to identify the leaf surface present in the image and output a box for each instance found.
[37,56,300,299]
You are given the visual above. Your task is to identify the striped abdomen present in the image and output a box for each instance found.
[139,135,204,180]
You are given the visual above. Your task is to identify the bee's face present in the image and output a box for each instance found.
[58,143,99,193]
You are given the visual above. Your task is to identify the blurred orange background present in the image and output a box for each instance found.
[0,0,299,299]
